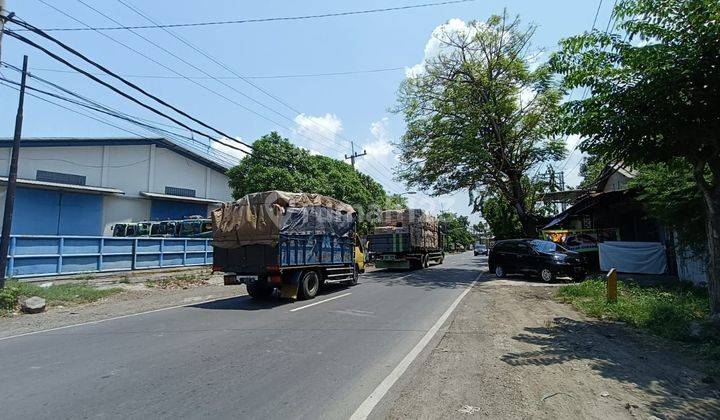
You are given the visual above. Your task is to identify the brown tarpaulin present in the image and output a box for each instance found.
[211,191,355,248]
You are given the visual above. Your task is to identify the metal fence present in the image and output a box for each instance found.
[4,235,213,279]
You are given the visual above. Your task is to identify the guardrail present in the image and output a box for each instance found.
[4,235,213,279]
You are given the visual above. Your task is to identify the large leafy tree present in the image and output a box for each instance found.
[551,0,720,316]
[226,132,387,234]
[394,14,565,237]
[630,160,707,254]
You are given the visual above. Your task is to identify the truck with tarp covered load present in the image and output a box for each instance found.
[368,209,444,270]
[211,191,365,300]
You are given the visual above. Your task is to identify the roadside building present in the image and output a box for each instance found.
[0,137,237,236]
[542,163,707,283]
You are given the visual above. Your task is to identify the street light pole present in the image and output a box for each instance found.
[0,55,28,288]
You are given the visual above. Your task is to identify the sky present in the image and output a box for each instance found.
[0,0,617,224]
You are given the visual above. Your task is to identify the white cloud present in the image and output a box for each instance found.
[292,113,344,157]
[405,18,488,78]
[405,18,476,78]
[356,117,396,174]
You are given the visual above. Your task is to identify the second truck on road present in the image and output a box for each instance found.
[368,209,444,270]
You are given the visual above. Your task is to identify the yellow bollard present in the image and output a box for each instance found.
[606,268,618,303]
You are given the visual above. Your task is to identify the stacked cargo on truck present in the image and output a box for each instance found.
[212,190,365,300]
[369,209,444,269]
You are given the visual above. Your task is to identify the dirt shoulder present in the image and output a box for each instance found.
[0,274,245,339]
[385,278,720,419]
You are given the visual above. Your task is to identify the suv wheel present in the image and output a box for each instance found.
[540,268,555,283]
[494,265,505,278]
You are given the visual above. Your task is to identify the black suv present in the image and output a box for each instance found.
[488,239,585,282]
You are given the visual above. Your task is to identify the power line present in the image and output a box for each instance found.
[3,18,257,154]
[101,0,350,157]
[23,65,407,80]
[34,0,335,155]
[35,0,354,158]
[559,0,612,175]
[5,9,402,193]
[0,69,243,168]
[27,0,477,32]
[112,0,399,189]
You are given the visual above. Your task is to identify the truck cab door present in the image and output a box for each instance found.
[354,234,365,272]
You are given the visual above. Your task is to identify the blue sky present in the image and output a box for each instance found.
[0,0,616,223]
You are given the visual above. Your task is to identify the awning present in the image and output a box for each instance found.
[139,191,224,204]
[543,190,627,230]
[0,177,124,195]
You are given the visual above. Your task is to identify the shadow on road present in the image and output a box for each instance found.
[370,266,479,291]
[190,283,353,311]
[501,316,720,418]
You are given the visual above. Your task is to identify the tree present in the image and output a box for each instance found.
[481,192,523,239]
[472,220,491,240]
[551,0,720,316]
[385,194,409,210]
[577,154,605,189]
[394,14,565,237]
[438,212,474,249]
[630,160,707,253]
[226,132,388,234]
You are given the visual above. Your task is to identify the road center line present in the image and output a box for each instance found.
[349,273,480,420]
[289,292,351,312]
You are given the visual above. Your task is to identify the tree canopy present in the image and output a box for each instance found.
[630,160,707,253]
[552,0,720,316]
[394,14,565,237]
[226,132,388,234]
[438,212,475,250]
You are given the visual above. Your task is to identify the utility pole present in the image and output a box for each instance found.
[0,0,7,63]
[0,55,28,288]
[344,141,366,170]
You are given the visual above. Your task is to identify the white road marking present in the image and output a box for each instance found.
[0,295,233,342]
[349,274,480,420]
[289,292,352,312]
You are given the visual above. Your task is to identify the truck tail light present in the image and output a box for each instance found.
[266,265,281,285]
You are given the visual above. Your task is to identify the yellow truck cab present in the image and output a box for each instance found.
[354,234,366,273]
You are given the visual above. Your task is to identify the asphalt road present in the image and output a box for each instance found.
[0,252,481,420]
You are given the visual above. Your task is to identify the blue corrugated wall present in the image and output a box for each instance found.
[150,200,207,221]
[11,188,102,236]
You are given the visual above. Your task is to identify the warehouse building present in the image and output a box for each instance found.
[0,137,237,236]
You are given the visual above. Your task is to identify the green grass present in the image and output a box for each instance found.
[558,278,719,361]
[0,280,121,314]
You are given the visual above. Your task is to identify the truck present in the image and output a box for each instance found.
[368,209,444,270]
[211,191,365,300]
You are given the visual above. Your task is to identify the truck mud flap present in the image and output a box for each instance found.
[280,270,302,299]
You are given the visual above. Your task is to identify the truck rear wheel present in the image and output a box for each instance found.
[422,254,430,268]
[246,282,273,299]
[343,264,359,286]
[298,270,320,300]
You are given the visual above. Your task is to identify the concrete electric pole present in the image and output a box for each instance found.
[0,0,7,63]
[0,55,28,288]
[345,141,366,170]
